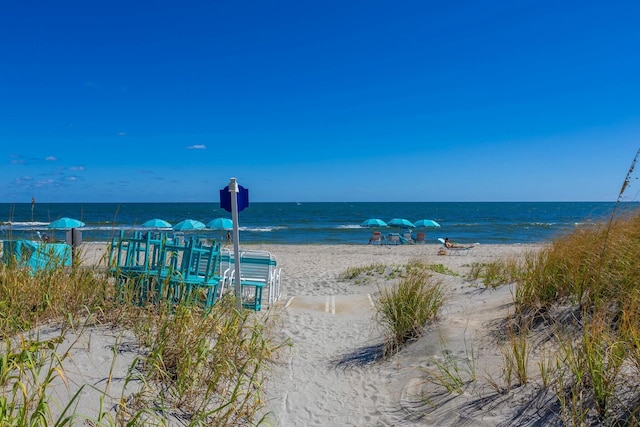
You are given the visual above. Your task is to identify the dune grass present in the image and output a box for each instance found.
[422,334,476,395]
[505,211,640,424]
[493,150,640,424]
[413,150,640,425]
[0,246,287,426]
[467,257,521,288]
[375,258,445,356]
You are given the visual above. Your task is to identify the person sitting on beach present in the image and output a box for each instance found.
[368,231,383,245]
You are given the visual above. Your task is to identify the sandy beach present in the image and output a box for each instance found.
[46,241,545,425]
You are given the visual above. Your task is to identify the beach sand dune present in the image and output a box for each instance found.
[70,242,544,425]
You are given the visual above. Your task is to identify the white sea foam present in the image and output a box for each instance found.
[239,226,286,232]
[3,221,49,227]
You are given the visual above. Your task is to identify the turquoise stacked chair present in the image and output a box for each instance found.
[162,239,221,309]
[154,237,221,309]
[108,230,162,304]
[109,232,222,310]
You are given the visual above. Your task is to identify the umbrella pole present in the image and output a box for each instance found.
[71,228,76,264]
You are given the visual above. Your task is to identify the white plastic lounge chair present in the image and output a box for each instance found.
[218,249,282,311]
[239,250,281,310]
[438,238,476,255]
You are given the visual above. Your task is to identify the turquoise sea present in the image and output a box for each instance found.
[1,202,638,245]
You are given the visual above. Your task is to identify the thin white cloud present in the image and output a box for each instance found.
[69,166,85,171]
[186,145,206,150]
[117,132,127,136]
[34,179,55,187]
[15,176,33,184]
[45,156,57,161]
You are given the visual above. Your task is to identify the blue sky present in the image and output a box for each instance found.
[1,1,639,203]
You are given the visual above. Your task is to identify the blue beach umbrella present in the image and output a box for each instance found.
[387,218,415,228]
[414,219,441,228]
[206,217,233,230]
[48,217,85,229]
[173,219,206,231]
[361,218,387,228]
[142,218,173,228]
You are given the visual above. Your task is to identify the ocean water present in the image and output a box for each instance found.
[1,202,638,245]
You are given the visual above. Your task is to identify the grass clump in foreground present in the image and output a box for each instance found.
[375,258,445,356]
[0,247,287,426]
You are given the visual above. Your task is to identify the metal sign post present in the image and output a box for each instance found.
[229,178,243,310]
[220,177,249,310]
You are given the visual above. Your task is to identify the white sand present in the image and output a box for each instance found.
[50,242,545,425]
[249,243,544,427]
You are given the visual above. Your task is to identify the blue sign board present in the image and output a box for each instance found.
[220,185,249,213]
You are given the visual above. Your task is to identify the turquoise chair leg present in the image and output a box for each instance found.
[242,283,264,311]
[203,283,219,310]
[256,286,263,311]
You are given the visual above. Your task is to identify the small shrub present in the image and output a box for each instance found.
[427,263,459,276]
[500,321,531,388]
[337,263,387,282]
[468,259,519,288]
[338,262,407,284]
[423,335,475,395]
[376,260,445,355]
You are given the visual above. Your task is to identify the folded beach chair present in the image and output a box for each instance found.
[387,234,400,245]
[437,238,476,255]
[108,230,158,303]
